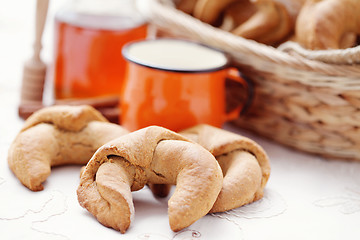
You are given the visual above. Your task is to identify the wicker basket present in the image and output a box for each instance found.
[139,0,360,161]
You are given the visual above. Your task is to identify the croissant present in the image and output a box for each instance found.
[150,124,270,212]
[77,126,223,233]
[7,105,129,191]
[296,0,360,49]
[180,124,270,212]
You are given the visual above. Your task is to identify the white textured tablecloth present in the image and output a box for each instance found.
[1,1,360,239]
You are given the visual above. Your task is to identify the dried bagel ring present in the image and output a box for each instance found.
[176,0,198,14]
[7,105,129,191]
[180,124,270,212]
[230,0,292,45]
[77,126,223,233]
[193,0,239,24]
[296,0,360,49]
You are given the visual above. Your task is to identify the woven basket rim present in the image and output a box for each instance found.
[139,0,360,86]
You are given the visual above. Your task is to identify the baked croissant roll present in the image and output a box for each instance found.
[150,124,270,213]
[7,105,129,191]
[77,126,223,233]
[180,124,270,212]
[296,0,360,49]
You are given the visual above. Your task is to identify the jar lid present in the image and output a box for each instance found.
[55,0,146,30]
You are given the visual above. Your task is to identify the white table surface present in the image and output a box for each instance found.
[1,1,360,239]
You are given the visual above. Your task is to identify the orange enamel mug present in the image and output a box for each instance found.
[120,38,253,132]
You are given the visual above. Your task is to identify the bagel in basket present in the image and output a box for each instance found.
[296,0,360,49]
[193,0,239,24]
[184,0,304,45]
[7,105,129,191]
[230,0,292,45]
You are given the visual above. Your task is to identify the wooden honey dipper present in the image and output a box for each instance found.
[17,0,121,123]
[19,0,49,119]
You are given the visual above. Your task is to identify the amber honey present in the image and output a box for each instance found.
[53,18,147,100]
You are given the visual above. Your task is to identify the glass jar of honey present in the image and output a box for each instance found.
[53,0,148,100]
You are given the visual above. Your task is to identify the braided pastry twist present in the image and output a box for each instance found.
[77,126,223,233]
[7,105,128,191]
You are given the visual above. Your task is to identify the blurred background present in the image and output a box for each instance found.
[0,0,64,93]
[0,0,146,123]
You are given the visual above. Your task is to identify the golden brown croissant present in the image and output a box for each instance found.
[296,0,360,49]
[150,124,271,213]
[77,126,223,233]
[180,124,270,212]
[7,105,129,191]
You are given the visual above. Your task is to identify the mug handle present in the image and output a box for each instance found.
[224,67,254,121]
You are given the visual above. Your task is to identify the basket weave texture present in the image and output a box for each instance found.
[140,0,360,161]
